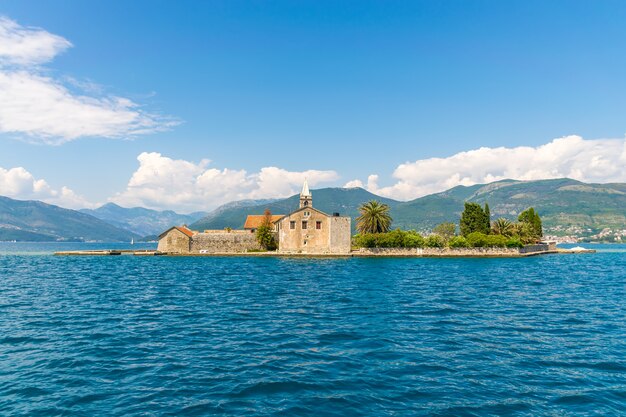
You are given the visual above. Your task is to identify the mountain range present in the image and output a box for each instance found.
[80,203,206,236]
[0,197,139,242]
[191,178,626,238]
[1,178,625,241]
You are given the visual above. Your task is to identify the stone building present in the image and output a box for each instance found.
[276,180,351,254]
[157,226,262,254]
[157,180,351,255]
[157,226,194,253]
[244,214,283,233]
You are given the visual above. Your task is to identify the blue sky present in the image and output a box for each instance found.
[1,1,626,211]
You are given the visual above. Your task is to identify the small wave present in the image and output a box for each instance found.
[0,336,47,344]
[232,380,323,397]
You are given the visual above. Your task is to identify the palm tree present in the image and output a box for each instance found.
[356,200,392,234]
[512,221,538,244]
[492,218,513,237]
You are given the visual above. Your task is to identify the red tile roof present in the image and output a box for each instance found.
[244,215,283,229]
[176,226,195,238]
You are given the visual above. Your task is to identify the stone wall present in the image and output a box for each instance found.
[328,216,351,254]
[357,245,550,257]
[520,243,549,254]
[190,231,262,253]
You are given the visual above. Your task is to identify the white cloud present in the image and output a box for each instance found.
[0,166,95,208]
[345,135,626,200]
[0,17,71,65]
[344,175,379,192]
[0,17,175,144]
[343,179,363,188]
[112,152,339,212]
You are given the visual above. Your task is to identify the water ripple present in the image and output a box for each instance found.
[1,246,626,415]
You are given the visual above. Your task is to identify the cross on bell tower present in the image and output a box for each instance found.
[299,179,312,208]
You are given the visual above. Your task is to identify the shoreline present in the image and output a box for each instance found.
[53,248,595,258]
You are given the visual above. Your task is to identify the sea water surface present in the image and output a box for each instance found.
[1,243,626,416]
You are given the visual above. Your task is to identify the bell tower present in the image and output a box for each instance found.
[299,179,312,208]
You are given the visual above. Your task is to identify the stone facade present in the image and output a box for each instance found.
[190,230,261,253]
[157,227,192,253]
[276,181,351,254]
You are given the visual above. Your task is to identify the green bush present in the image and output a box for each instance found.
[466,232,508,248]
[466,232,489,247]
[425,234,446,248]
[353,230,426,248]
[403,231,425,248]
[372,233,392,248]
[449,236,469,248]
[353,233,376,248]
[386,229,406,248]
[505,237,523,248]
[485,234,507,248]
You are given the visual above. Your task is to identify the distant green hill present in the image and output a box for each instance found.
[190,179,626,238]
[0,197,139,242]
[81,203,207,236]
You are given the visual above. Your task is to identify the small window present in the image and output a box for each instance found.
[290,221,296,230]
[304,211,310,217]
[302,221,308,229]
[304,201,309,206]
[316,221,322,230]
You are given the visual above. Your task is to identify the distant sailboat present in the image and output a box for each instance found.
[130,238,134,245]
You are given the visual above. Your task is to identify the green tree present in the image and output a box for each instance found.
[484,203,491,233]
[492,218,514,237]
[518,207,543,241]
[356,200,392,234]
[433,222,456,242]
[256,209,278,250]
[460,202,489,236]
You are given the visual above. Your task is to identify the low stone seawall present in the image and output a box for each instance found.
[519,243,549,254]
[355,245,551,257]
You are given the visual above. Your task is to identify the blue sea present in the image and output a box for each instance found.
[1,243,626,416]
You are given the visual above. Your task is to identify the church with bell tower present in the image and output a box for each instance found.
[275,179,351,254]
[299,178,312,208]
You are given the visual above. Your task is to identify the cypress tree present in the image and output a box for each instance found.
[460,202,489,236]
[256,209,278,250]
[484,203,491,234]
[518,207,543,242]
